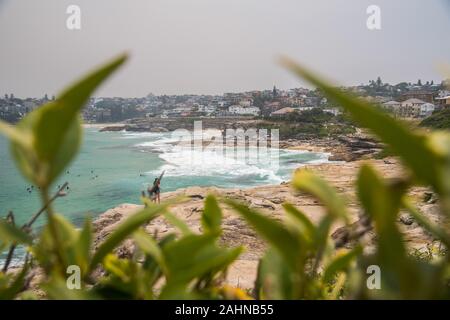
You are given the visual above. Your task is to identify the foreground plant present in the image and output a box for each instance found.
[227,59,450,299]
[0,55,244,299]
[223,59,449,299]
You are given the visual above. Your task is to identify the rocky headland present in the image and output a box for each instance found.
[92,158,443,290]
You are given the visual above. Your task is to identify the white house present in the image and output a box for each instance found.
[382,100,401,112]
[297,106,315,112]
[323,108,341,116]
[401,98,426,108]
[228,105,260,116]
[419,103,435,117]
[239,99,253,107]
[400,98,426,117]
[196,104,216,113]
[436,91,450,107]
[173,106,192,113]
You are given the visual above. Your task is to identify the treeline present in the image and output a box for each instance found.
[259,109,356,139]
[420,108,450,130]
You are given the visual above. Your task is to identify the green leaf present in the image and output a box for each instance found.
[162,233,216,278]
[225,199,300,269]
[161,233,242,297]
[102,254,131,282]
[0,264,29,300]
[312,215,334,266]
[328,272,347,300]
[141,234,176,288]
[76,218,92,274]
[202,195,222,235]
[42,276,100,300]
[427,131,450,215]
[58,55,128,110]
[0,121,32,150]
[32,214,79,272]
[0,220,32,245]
[292,170,348,221]
[163,211,192,235]
[357,165,405,227]
[9,54,127,188]
[402,198,450,248]
[357,164,421,296]
[323,246,362,282]
[90,202,168,270]
[282,203,316,242]
[255,248,296,300]
[282,57,442,194]
[163,234,241,280]
[133,229,167,274]
[356,165,405,251]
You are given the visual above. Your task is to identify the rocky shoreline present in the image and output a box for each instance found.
[91,158,442,290]
[281,135,382,161]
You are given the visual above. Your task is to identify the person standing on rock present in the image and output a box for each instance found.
[147,171,164,204]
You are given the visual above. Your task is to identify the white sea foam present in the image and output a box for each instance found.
[134,132,328,185]
[120,132,165,139]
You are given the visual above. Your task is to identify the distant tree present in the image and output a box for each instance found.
[431,80,434,86]
[111,105,123,121]
[376,77,382,87]
[253,95,266,108]
[44,94,48,101]
[443,79,450,89]
[417,79,422,86]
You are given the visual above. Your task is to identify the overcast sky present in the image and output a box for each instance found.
[0,0,449,97]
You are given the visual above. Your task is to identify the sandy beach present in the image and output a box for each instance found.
[83,123,120,129]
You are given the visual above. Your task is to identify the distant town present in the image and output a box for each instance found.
[1,78,450,123]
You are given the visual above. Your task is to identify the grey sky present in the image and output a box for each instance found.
[0,0,449,97]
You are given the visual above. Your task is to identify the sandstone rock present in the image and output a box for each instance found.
[99,125,126,132]
[182,186,212,199]
[151,127,169,132]
[248,197,275,210]
[85,159,442,291]
[399,214,414,226]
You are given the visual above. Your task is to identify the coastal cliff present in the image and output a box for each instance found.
[92,158,442,290]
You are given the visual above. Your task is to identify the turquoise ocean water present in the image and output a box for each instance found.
[0,127,329,264]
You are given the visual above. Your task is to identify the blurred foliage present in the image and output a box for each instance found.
[0,56,449,300]
[258,108,356,139]
[421,108,450,130]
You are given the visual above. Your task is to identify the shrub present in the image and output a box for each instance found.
[420,108,450,130]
